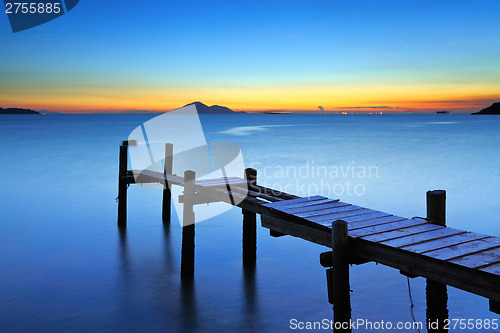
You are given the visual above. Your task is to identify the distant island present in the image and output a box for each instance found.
[0,107,39,114]
[0,102,244,115]
[472,102,500,115]
[183,101,245,114]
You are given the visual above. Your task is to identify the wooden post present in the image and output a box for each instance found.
[181,170,195,278]
[427,190,446,226]
[489,299,500,315]
[162,143,173,224]
[243,168,257,264]
[426,190,448,333]
[117,143,128,227]
[331,220,351,333]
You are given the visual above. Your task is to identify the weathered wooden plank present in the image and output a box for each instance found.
[263,196,326,208]
[226,185,282,203]
[313,213,397,229]
[179,193,222,204]
[261,215,331,245]
[351,238,500,303]
[347,216,409,231]
[305,208,375,223]
[338,212,393,223]
[282,198,339,209]
[246,189,283,202]
[349,219,429,238]
[196,179,250,187]
[361,224,443,243]
[243,184,300,200]
[262,214,500,302]
[191,186,274,216]
[132,169,185,186]
[196,176,240,184]
[195,186,247,203]
[481,262,500,275]
[381,228,466,248]
[195,180,241,187]
[197,178,245,184]
[128,163,500,306]
[279,200,347,214]
[132,170,249,189]
[296,205,363,218]
[310,210,389,223]
[401,232,490,254]
[449,248,500,269]
[197,183,250,189]
[423,237,500,261]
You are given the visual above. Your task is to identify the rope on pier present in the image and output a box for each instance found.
[407,277,422,333]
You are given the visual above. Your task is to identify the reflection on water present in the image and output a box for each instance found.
[0,114,498,332]
[180,278,198,333]
[427,280,449,333]
[242,264,259,331]
[118,226,130,274]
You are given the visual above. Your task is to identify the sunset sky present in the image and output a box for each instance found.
[1,0,499,113]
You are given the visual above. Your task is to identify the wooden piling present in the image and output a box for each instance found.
[426,190,448,333]
[243,168,257,264]
[162,143,173,224]
[181,170,196,278]
[117,143,128,227]
[117,141,500,318]
[427,190,446,226]
[489,300,500,315]
[331,220,351,333]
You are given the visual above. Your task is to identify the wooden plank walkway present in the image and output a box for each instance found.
[117,141,500,327]
[124,169,500,304]
[260,196,500,303]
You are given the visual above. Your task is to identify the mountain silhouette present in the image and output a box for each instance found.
[472,102,500,115]
[0,107,39,114]
[183,102,244,114]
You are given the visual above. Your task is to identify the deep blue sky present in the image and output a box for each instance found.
[1,0,499,112]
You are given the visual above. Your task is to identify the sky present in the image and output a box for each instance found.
[0,0,499,113]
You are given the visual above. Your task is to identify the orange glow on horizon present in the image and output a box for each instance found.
[1,83,498,113]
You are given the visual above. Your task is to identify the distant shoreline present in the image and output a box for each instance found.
[0,107,39,115]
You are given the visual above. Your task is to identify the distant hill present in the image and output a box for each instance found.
[472,102,500,115]
[183,102,245,114]
[0,107,39,114]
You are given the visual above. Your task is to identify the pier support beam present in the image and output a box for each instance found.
[426,190,449,333]
[162,143,173,224]
[181,170,196,279]
[242,168,257,265]
[331,220,352,333]
[117,142,129,227]
[489,300,500,315]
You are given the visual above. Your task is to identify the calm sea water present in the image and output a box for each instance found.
[0,114,499,332]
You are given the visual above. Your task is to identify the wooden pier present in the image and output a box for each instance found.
[117,141,500,331]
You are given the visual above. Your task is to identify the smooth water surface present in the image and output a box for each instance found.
[0,114,499,332]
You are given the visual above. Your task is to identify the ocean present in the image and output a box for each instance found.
[0,113,499,332]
